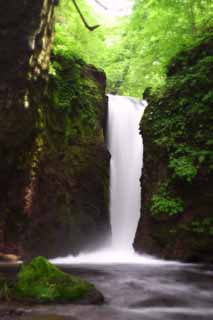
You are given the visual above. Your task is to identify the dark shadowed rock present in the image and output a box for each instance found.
[0,2,110,258]
[0,0,55,257]
[23,56,110,258]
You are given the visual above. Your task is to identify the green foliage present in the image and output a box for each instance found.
[53,0,212,96]
[169,156,198,182]
[14,257,93,303]
[151,195,184,216]
[49,55,102,143]
[142,35,213,185]
[53,0,105,65]
[102,0,213,95]
[190,218,213,235]
[151,183,184,216]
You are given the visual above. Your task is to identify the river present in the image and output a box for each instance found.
[1,261,213,320]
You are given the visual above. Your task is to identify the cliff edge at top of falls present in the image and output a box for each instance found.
[0,1,110,259]
[134,32,213,263]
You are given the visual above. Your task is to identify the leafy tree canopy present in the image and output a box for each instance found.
[54,0,213,97]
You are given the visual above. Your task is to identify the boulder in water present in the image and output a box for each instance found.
[1,257,104,305]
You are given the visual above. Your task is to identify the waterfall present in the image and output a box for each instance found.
[51,95,158,264]
[108,95,147,251]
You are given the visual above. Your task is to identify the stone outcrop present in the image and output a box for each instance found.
[24,56,110,258]
[0,0,55,255]
[134,34,213,263]
[0,2,109,258]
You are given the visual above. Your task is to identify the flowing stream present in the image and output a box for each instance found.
[1,263,213,320]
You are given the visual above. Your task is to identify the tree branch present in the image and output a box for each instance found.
[71,0,100,31]
[94,0,108,10]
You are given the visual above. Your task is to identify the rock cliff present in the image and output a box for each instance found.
[135,33,213,263]
[0,0,55,255]
[24,55,110,257]
[0,2,109,258]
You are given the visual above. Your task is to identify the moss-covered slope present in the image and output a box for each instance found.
[0,257,103,304]
[135,33,213,262]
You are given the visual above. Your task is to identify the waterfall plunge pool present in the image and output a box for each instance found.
[1,262,213,320]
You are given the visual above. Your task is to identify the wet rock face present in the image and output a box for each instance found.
[0,0,54,168]
[134,35,213,263]
[0,1,55,253]
[23,56,110,258]
[0,0,109,258]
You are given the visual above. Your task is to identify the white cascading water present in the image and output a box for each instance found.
[51,95,177,264]
[108,95,146,251]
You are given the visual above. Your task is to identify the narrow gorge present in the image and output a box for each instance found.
[0,1,213,319]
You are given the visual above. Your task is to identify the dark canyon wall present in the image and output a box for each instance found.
[24,56,110,257]
[135,34,213,263]
[0,2,109,258]
[0,0,55,255]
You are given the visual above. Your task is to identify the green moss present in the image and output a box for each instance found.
[48,54,103,144]
[13,257,93,303]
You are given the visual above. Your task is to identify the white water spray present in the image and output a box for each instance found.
[108,95,147,251]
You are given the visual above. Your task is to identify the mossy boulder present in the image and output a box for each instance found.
[1,257,104,304]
